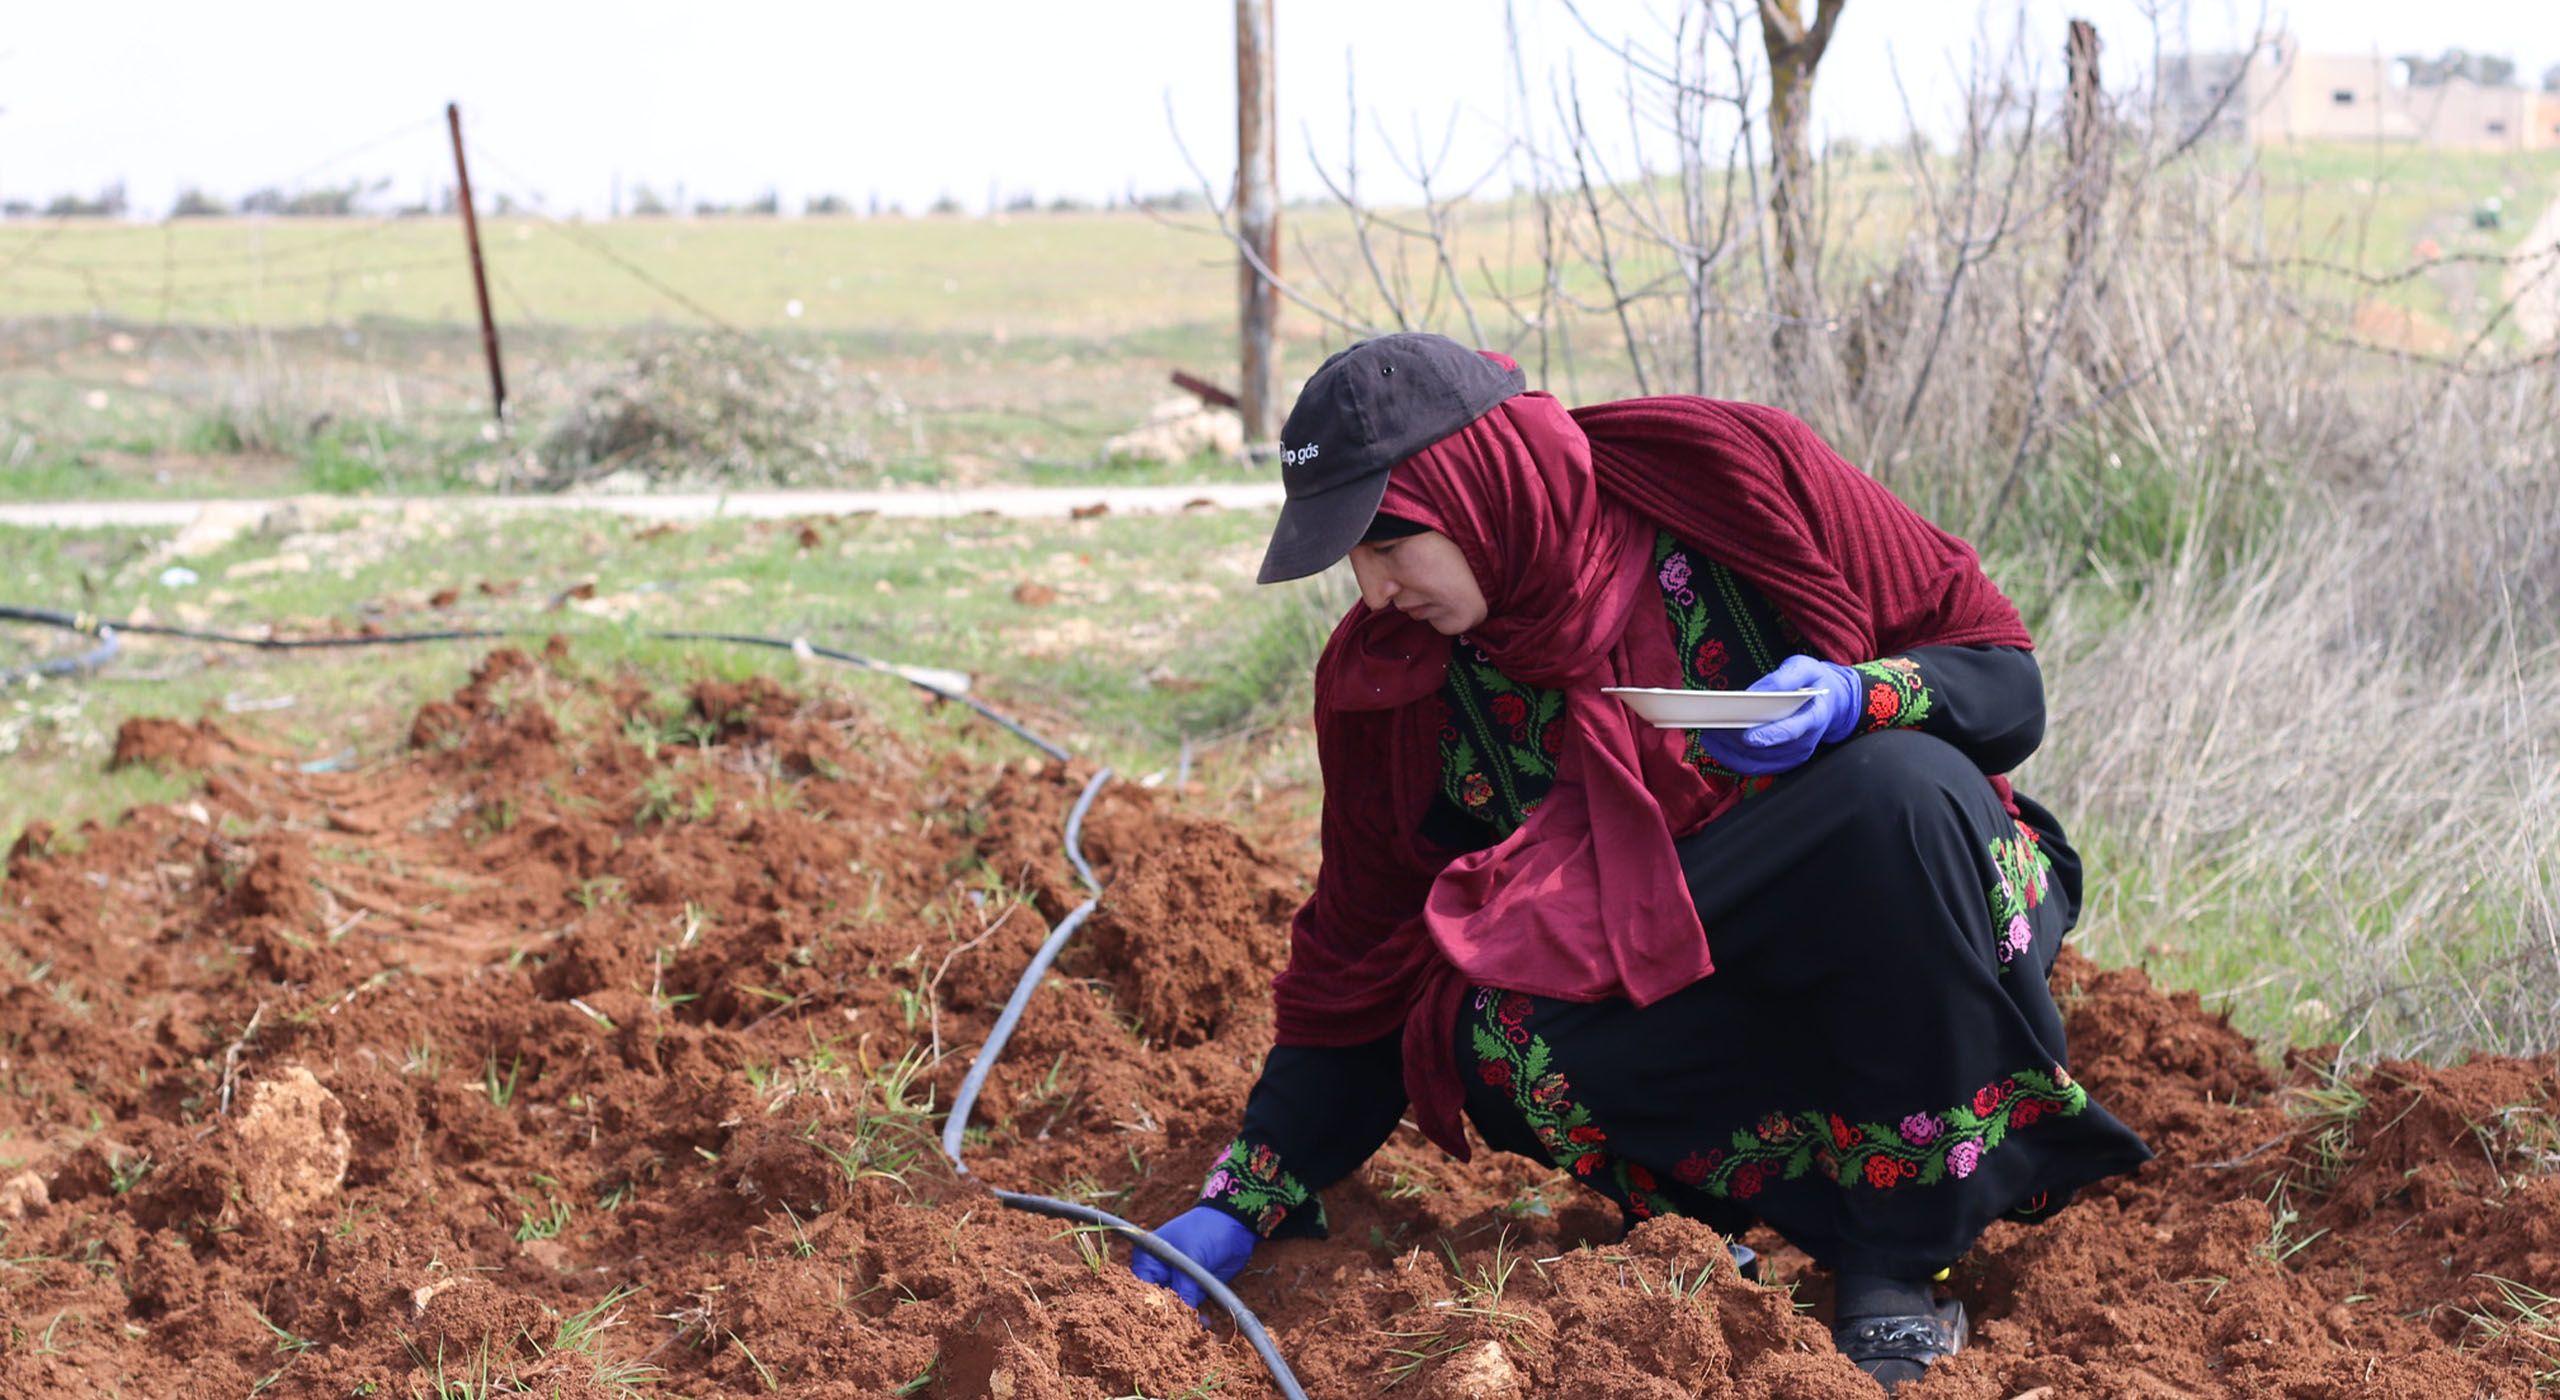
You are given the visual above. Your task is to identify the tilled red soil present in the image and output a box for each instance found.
[1,648,2554,1398]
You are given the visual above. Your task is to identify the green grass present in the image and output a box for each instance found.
[3,142,2551,505]
[0,212,1237,334]
[0,506,1322,853]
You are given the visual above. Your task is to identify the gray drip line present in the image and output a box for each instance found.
[2,600,1308,1397]
[937,767,1310,1400]
[1,624,119,686]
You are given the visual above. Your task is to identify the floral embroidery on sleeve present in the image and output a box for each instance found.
[1199,1138,1320,1238]
[1852,655,1933,731]
[1987,819,2055,974]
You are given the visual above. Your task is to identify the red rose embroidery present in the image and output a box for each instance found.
[1867,686,1899,722]
[1497,993,1534,1026]
[1674,1152,1712,1185]
[1489,694,1528,728]
[1625,1164,1656,1192]
[1567,1125,1606,1145]
[2013,1097,2045,1127]
[1693,640,1729,686]
[1829,1114,1858,1150]
[1972,1084,2007,1117]
[1479,1059,1512,1087]
[1541,727,1563,755]
[1732,1164,1764,1199]
[1864,1157,1901,1189]
[1573,1153,1601,1176]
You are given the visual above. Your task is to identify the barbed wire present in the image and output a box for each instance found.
[460,141,756,342]
[12,253,456,303]
[18,219,412,273]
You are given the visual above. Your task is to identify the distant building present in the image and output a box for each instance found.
[2167,34,2556,150]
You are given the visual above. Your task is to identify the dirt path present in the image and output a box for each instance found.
[2509,189,2560,347]
[0,482,1285,532]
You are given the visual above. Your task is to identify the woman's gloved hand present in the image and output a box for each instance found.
[1691,655,1865,776]
[1129,1205,1258,1308]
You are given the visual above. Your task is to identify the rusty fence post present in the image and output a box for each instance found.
[446,102,508,426]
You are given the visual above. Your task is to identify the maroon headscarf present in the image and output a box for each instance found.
[1270,368,2032,1158]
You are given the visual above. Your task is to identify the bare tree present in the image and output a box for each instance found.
[1757,0,1846,318]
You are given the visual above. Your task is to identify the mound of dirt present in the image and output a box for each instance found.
[109,715,229,771]
[1,649,2552,1397]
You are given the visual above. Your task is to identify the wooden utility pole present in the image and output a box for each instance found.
[446,102,507,424]
[1235,0,1280,461]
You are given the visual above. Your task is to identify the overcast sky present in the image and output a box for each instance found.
[5,1,2554,218]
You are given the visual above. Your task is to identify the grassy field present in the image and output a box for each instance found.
[0,507,1346,848]
[0,211,1243,335]
[3,144,2554,506]
[4,148,2551,333]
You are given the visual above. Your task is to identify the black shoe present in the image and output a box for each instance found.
[1833,1296,1967,1392]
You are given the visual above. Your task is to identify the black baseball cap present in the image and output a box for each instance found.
[1255,333,1526,584]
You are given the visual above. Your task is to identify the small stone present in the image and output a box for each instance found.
[1421,1340,1523,1399]
[232,1067,351,1225]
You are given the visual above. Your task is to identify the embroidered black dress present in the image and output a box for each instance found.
[1198,534,2152,1278]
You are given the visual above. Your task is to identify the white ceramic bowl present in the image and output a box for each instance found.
[1601,687,1818,729]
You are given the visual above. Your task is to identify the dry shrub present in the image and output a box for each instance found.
[1230,7,2560,1055]
[534,333,874,489]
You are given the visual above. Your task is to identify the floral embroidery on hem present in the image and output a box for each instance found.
[1682,1066,2088,1197]
[1469,989,2088,1217]
[1200,1137,1321,1238]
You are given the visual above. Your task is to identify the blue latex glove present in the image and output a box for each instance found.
[1129,1205,1257,1310]
[1689,654,1865,776]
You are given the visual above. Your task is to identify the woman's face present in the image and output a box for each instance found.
[1346,529,1488,635]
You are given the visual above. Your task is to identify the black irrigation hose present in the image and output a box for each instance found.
[2,599,1311,1396]
[939,769,1310,1400]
